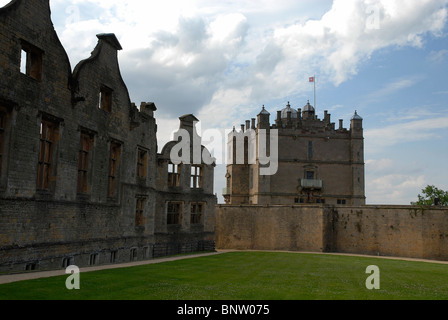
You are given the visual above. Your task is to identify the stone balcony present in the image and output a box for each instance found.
[222,187,231,196]
[300,179,323,189]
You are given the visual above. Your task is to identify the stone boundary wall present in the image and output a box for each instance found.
[215,204,448,261]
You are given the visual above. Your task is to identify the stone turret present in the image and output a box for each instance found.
[257,106,270,129]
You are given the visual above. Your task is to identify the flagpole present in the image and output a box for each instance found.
[314,74,316,113]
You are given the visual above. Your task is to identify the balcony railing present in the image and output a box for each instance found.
[301,179,323,189]
[222,187,231,195]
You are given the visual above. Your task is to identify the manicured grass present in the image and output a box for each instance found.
[1,251,448,300]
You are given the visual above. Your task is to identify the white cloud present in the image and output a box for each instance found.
[367,173,426,204]
[428,49,448,63]
[365,115,448,148]
[270,0,448,87]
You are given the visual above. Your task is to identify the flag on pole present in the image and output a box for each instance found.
[309,77,315,83]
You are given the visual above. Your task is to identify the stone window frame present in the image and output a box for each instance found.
[136,147,148,180]
[167,201,183,225]
[89,253,99,266]
[107,140,122,199]
[168,162,181,187]
[110,250,118,263]
[77,130,95,194]
[190,165,204,189]
[130,248,138,261]
[190,202,204,225]
[37,115,62,192]
[135,196,146,227]
[99,85,113,112]
[61,257,74,268]
[20,40,44,82]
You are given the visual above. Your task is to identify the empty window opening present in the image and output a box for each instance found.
[190,202,204,224]
[89,253,98,265]
[77,132,94,194]
[108,142,121,198]
[25,263,37,271]
[308,141,313,159]
[99,86,113,112]
[137,148,148,179]
[20,42,43,81]
[168,163,181,187]
[130,248,138,261]
[62,257,73,268]
[190,165,203,189]
[306,171,315,180]
[110,250,118,263]
[167,202,182,225]
[135,197,146,227]
[20,50,27,74]
[37,119,58,190]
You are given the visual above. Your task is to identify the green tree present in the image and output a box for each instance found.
[413,185,448,206]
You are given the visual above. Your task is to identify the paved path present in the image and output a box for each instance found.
[1,250,448,285]
[0,251,223,285]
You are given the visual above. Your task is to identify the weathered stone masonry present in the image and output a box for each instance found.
[216,205,448,261]
[0,0,216,272]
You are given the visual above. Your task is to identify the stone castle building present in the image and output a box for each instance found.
[224,102,366,206]
[0,0,215,272]
[2,0,448,276]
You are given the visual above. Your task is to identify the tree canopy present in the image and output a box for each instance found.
[413,185,448,206]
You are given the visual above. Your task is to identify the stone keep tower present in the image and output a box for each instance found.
[224,102,366,206]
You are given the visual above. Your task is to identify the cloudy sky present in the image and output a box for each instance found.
[3,0,447,204]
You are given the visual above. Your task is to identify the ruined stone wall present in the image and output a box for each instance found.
[0,0,216,273]
[215,205,448,261]
[0,199,154,270]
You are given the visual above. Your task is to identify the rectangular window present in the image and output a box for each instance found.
[306,171,315,180]
[20,42,43,81]
[108,142,121,198]
[190,165,203,189]
[137,148,148,179]
[190,202,204,224]
[167,202,182,225]
[99,86,113,112]
[37,119,57,190]
[135,197,146,227]
[168,163,181,187]
[62,257,73,268]
[25,263,37,271]
[110,250,118,263]
[337,199,347,205]
[130,248,138,262]
[77,132,94,194]
[89,253,98,266]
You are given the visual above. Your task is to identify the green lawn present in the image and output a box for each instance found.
[1,251,448,300]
